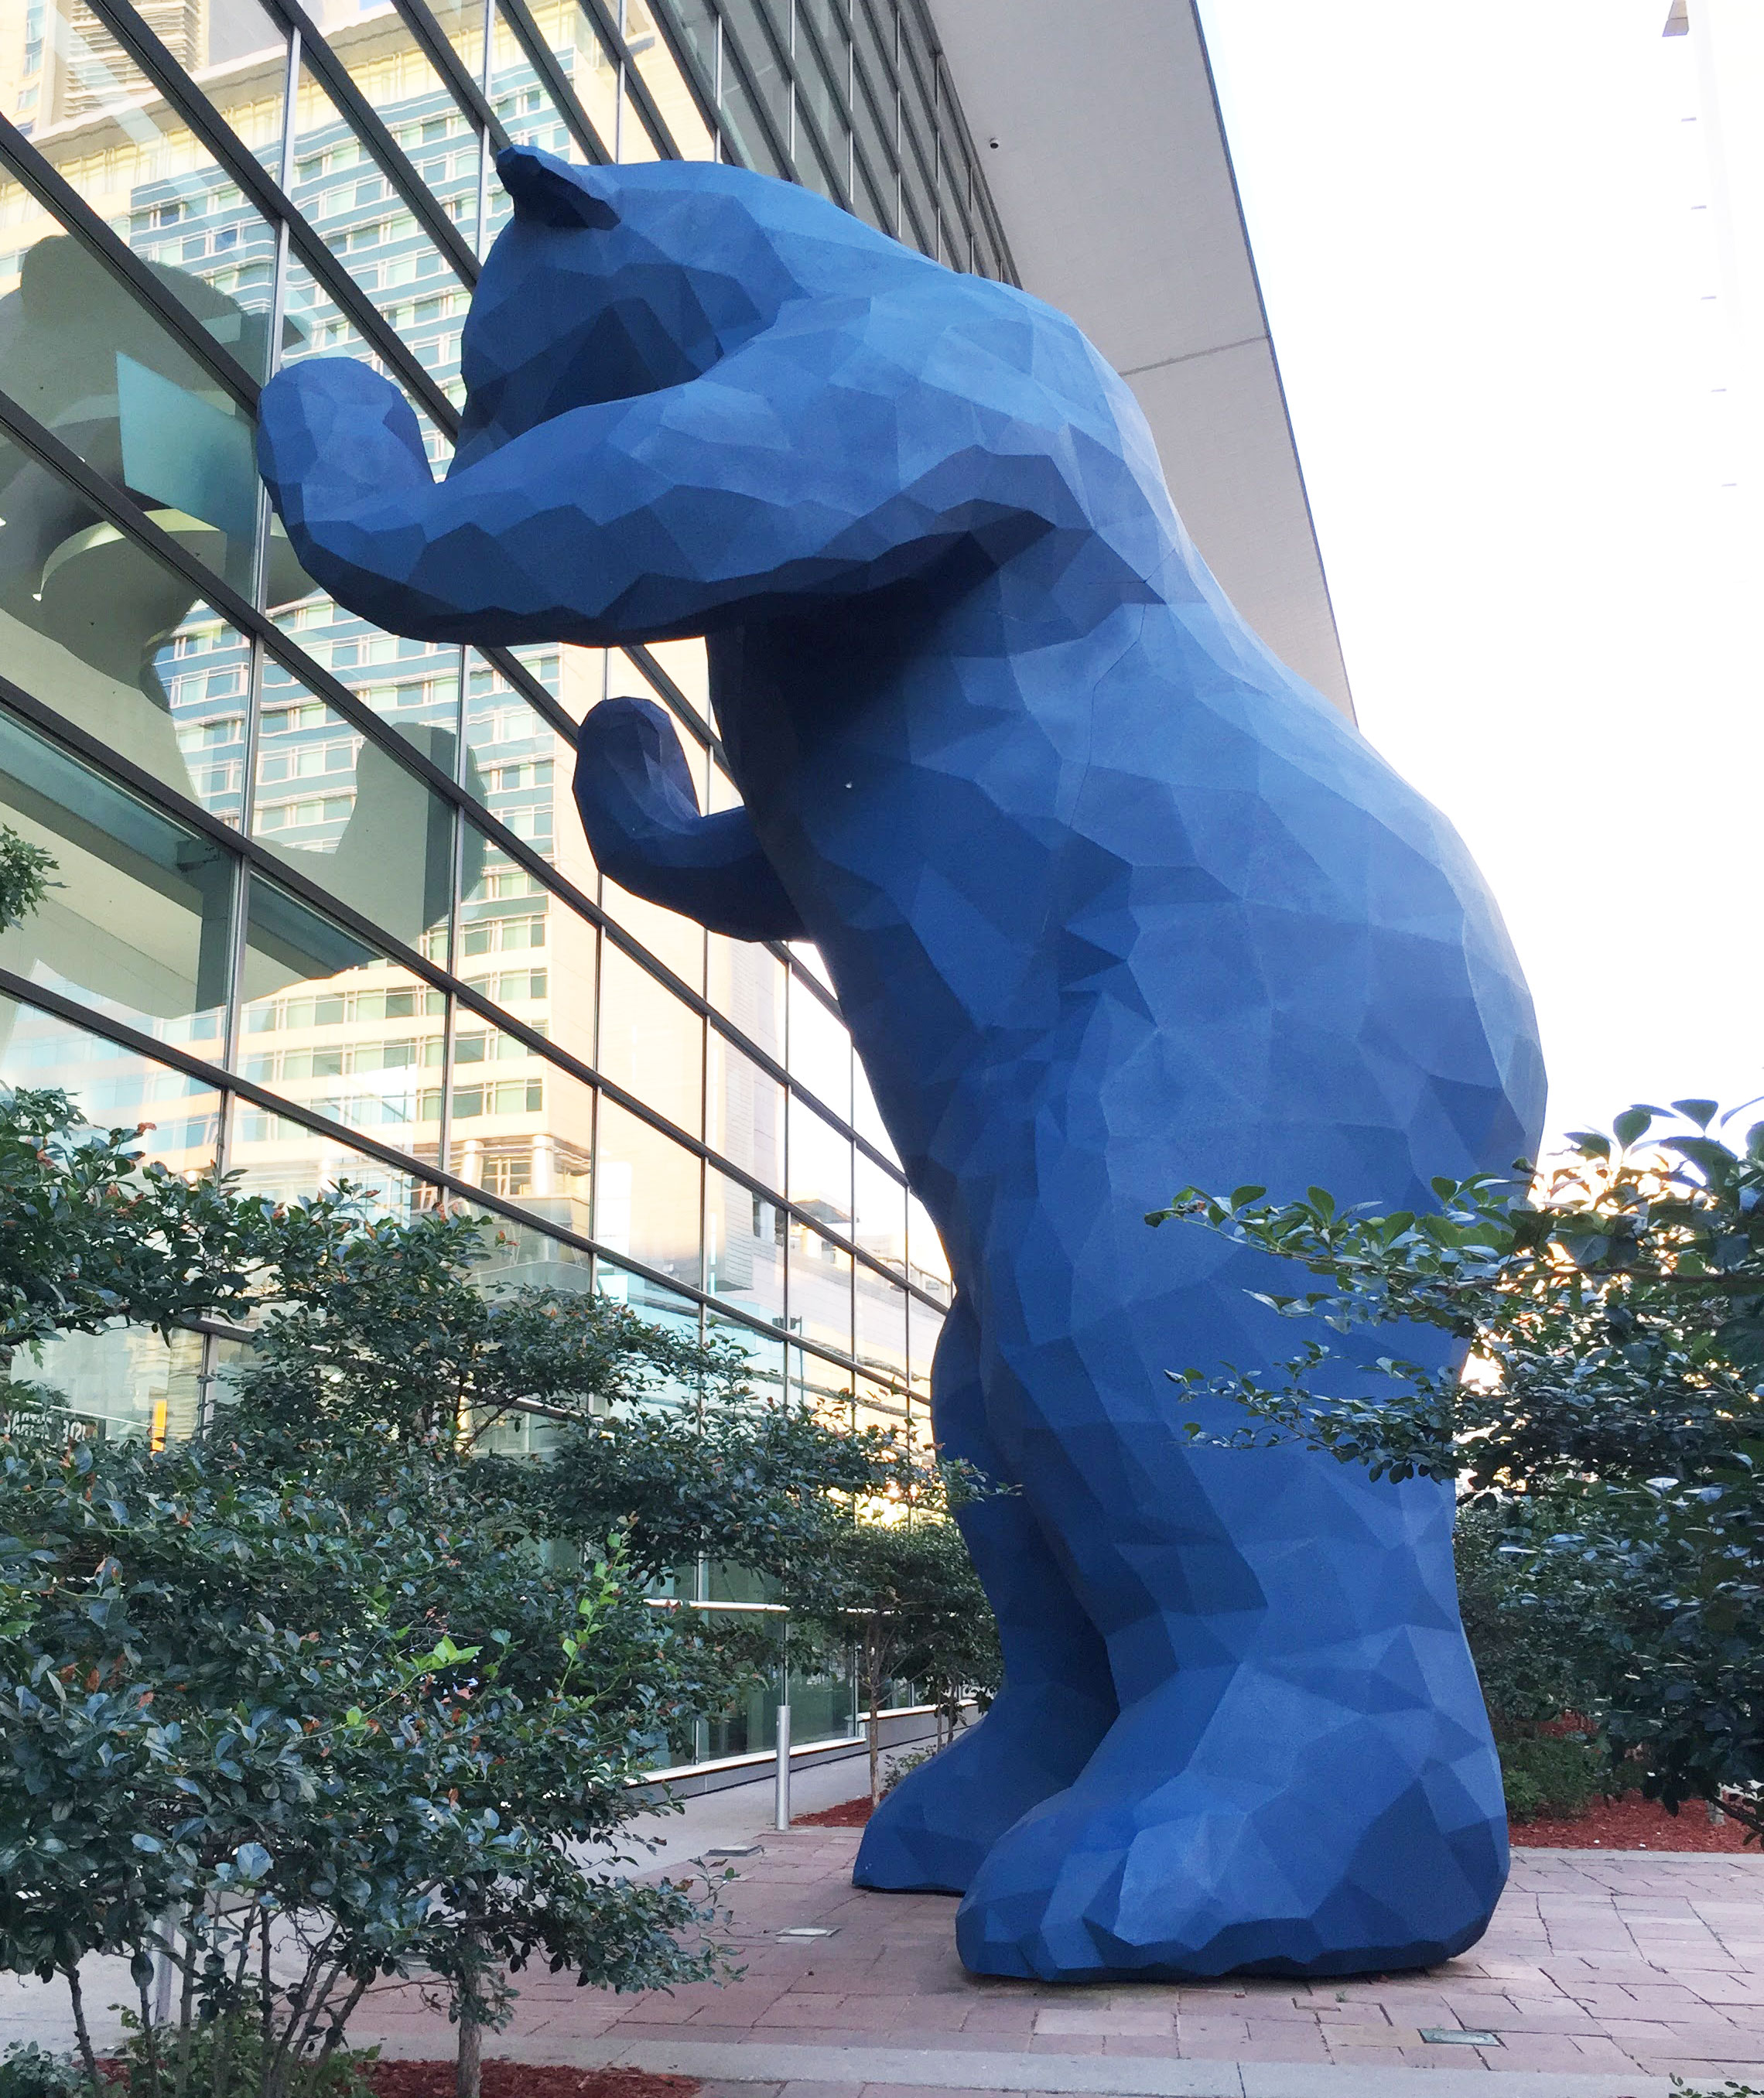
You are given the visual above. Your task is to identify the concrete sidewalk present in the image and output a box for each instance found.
[352,1816,1764,2098]
[7,1762,1760,2096]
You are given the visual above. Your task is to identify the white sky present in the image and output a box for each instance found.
[1195,0,1764,1149]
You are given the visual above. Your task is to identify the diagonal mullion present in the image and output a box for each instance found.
[256,0,483,286]
[0,115,262,414]
[493,0,613,165]
[573,0,675,160]
[83,0,463,438]
[639,0,727,157]
[391,0,512,149]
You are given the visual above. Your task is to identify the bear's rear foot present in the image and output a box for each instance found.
[853,1679,1116,1895]
[952,1690,1507,1980]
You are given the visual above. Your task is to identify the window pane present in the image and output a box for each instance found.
[708,937,783,1058]
[787,1218,850,1356]
[707,1030,782,1184]
[853,1146,904,1272]
[463,651,593,894]
[0,993,223,1168]
[597,938,703,1137]
[622,0,713,159]
[706,1163,783,1328]
[449,1014,593,1232]
[300,2,483,250]
[0,439,251,826]
[0,706,231,1044]
[424,0,490,82]
[3,0,286,179]
[788,963,848,1119]
[227,1088,439,1221]
[594,1093,702,1288]
[0,210,265,603]
[788,1088,849,1226]
[908,1290,940,1403]
[905,1186,949,1301]
[251,678,457,953]
[851,1051,895,1161]
[854,1266,905,1391]
[238,874,444,1164]
[459,812,597,1058]
[266,603,462,759]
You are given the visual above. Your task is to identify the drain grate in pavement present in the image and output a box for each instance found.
[702,1844,762,1860]
[1419,2026,1502,2045]
[777,1925,839,1939]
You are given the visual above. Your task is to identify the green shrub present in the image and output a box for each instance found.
[115,2005,376,2098]
[1499,1731,1615,1823]
[0,2045,87,2098]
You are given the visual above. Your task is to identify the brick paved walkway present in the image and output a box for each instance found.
[347,1828,1764,2096]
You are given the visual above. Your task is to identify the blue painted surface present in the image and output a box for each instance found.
[258,145,1547,1984]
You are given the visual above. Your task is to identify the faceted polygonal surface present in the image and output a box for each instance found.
[258,145,1547,1984]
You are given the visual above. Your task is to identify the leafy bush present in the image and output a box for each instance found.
[0,2045,88,2098]
[1498,1733,1614,1823]
[1154,1098,1764,1842]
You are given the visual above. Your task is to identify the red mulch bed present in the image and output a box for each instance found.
[798,1790,1759,1853]
[795,1796,878,1827]
[1510,1791,1755,1852]
[366,2065,696,2098]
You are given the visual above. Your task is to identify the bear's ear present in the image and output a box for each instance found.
[495,145,620,231]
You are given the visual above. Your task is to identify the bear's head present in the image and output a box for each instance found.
[450,145,924,473]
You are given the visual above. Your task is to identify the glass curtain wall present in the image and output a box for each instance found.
[0,0,987,1763]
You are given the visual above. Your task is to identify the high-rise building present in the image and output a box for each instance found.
[0,0,1346,1765]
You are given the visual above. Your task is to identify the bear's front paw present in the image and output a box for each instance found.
[256,355,433,519]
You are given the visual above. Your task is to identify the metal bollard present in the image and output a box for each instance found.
[774,1703,791,1830]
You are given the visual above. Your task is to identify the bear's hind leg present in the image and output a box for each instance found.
[853,1300,1117,1895]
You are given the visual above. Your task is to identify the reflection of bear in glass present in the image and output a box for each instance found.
[258,145,1547,1984]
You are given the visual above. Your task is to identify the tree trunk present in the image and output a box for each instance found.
[455,1996,483,2098]
[64,1965,100,2098]
[455,1913,487,2098]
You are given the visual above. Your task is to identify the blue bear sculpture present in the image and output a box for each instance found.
[258,145,1546,1984]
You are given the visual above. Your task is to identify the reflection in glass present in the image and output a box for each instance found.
[226,1088,436,1220]
[269,594,464,763]
[788,1088,850,1226]
[0,993,221,1444]
[788,1217,851,1358]
[447,1013,593,1236]
[788,963,850,1119]
[250,676,461,953]
[622,0,713,159]
[594,1094,702,1290]
[905,1186,950,1304]
[238,876,443,1163]
[0,438,254,827]
[302,2,483,251]
[597,939,703,1138]
[2,0,286,198]
[706,1163,783,1330]
[0,708,231,1042]
[707,1031,783,1185]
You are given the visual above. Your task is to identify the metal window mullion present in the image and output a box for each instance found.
[710,0,795,178]
[81,0,463,436]
[781,0,857,213]
[258,0,484,285]
[639,0,727,161]
[494,0,613,164]
[579,0,677,159]
[392,0,511,147]
[0,116,259,412]
[0,961,891,1379]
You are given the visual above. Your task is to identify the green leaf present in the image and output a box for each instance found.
[1613,1105,1661,1150]
[1671,1099,1721,1131]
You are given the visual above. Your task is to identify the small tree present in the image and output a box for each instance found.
[1150,1098,1764,1841]
[797,1511,1001,1803]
